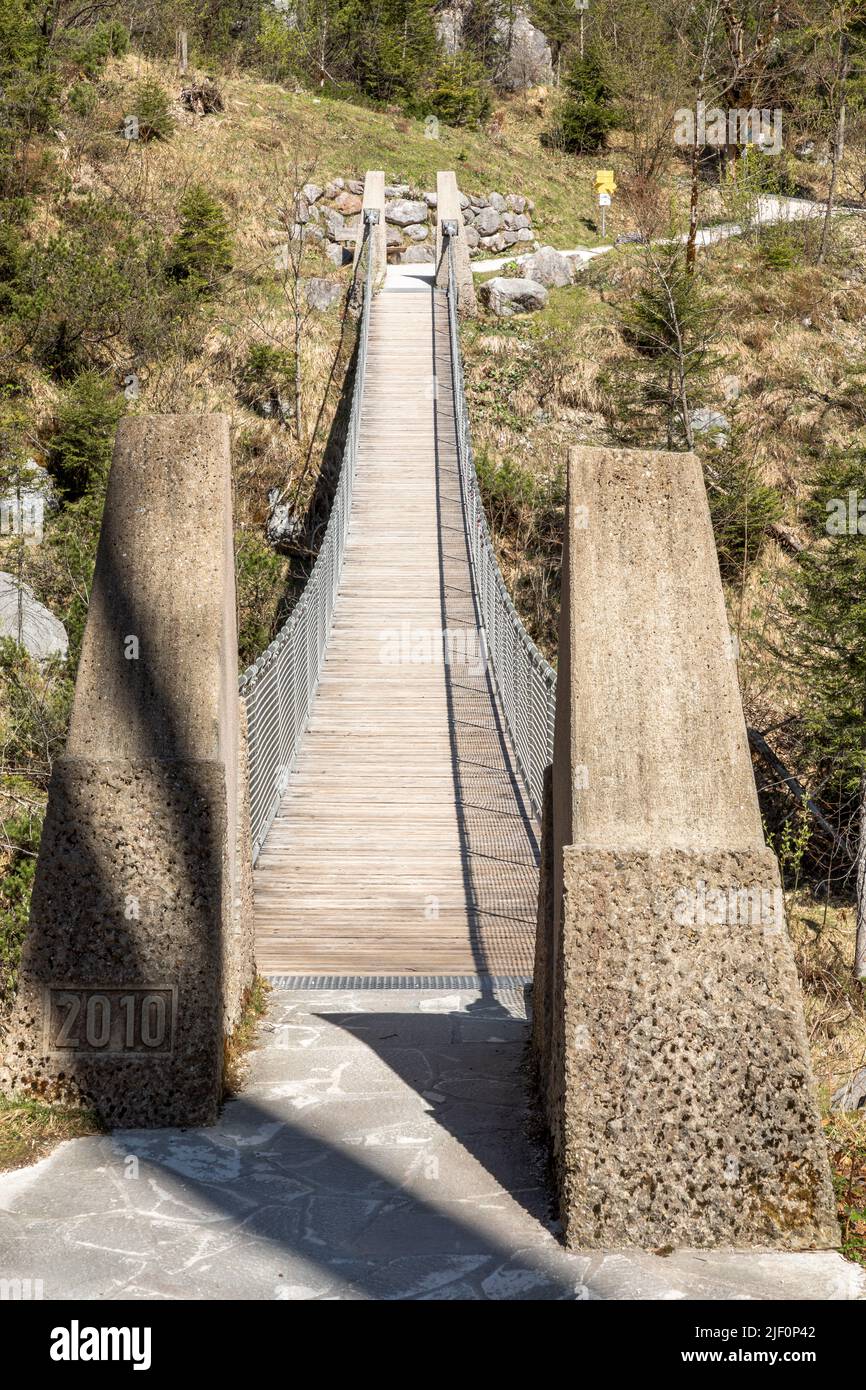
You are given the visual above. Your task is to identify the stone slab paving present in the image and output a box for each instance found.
[0,987,863,1301]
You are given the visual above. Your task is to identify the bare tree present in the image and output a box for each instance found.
[813,4,861,262]
[856,765,866,979]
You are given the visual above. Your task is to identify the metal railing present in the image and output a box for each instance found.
[239,212,378,859]
[442,224,557,820]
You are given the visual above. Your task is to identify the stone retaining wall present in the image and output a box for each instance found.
[296,177,537,267]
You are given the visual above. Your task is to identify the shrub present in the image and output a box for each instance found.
[166,184,233,294]
[234,529,287,667]
[22,199,174,376]
[543,50,621,154]
[0,221,25,316]
[425,55,492,127]
[0,801,43,1009]
[129,78,173,143]
[68,80,99,118]
[237,342,296,419]
[61,19,129,78]
[48,372,125,497]
[758,222,805,271]
[705,449,782,579]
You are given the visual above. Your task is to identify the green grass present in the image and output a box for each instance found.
[0,1094,102,1172]
[824,1114,866,1267]
[223,974,271,1096]
[214,75,608,249]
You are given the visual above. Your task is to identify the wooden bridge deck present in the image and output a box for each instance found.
[253,281,540,975]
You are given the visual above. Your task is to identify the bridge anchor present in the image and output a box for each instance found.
[0,415,254,1127]
[533,445,838,1250]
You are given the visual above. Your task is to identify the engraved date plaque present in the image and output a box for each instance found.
[44,987,177,1056]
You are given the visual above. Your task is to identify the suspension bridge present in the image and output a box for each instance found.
[0,171,844,1273]
[245,180,552,980]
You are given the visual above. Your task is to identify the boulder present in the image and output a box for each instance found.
[0,573,68,662]
[480,233,507,252]
[496,8,554,92]
[385,225,404,248]
[385,198,428,226]
[384,183,410,198]
[322,207,344,238]
[831,1066,866,1112]
[334,190,362,216]
[513,213,532,230]
[346,178,364,195]
[265,489,303,547]
[489,191,506,211]
[304,278,343,312]
[690,407,731,444]
[515,228,535,242]
[506,194,527,214]
[324,240,345,268]
[521,245,574,288]
[480,276,549,317]
[401,244,434,263]
[475,206,501,236]
[464,225,480,249]
[435,4,463,55]
[302,182,324,203]
[458,192,469,209]
[404,223,429,242]
[422,190,437,207]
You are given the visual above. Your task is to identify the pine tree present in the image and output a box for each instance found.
[787,451,866,977]
[544,48,620,153]
[166,185,233,295]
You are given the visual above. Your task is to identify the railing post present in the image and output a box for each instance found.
[352,171,386,292]
[436,171,477,316]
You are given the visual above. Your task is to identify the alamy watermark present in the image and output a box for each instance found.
[673,102,783,156]
[667,879,785,934]
[826,490,866,535]
[379,623,489,675]
[0,492,43,541]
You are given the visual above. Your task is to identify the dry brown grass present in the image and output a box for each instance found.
[788,894,866,1106]
[0,1095,102,1172]
[223,975,271,1097]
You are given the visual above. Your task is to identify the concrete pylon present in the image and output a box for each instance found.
[352,169,387,291]
[436,171,477,315]
[533,445,838,1250]
[0,416,255,1128]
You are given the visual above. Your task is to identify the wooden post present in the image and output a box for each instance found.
[177,28,188,76]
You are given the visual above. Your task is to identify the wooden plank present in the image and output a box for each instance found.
[253,284,539,975]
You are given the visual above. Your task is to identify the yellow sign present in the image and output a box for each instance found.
[594,169,617,196]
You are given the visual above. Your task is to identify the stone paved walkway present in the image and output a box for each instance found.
[1,987,863,1301]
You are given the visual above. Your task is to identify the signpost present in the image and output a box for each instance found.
[575,0,589,61]
[594,168,616,238]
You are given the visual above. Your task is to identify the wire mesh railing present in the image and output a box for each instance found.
[442,224,556,820]
[239,212,378,860]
